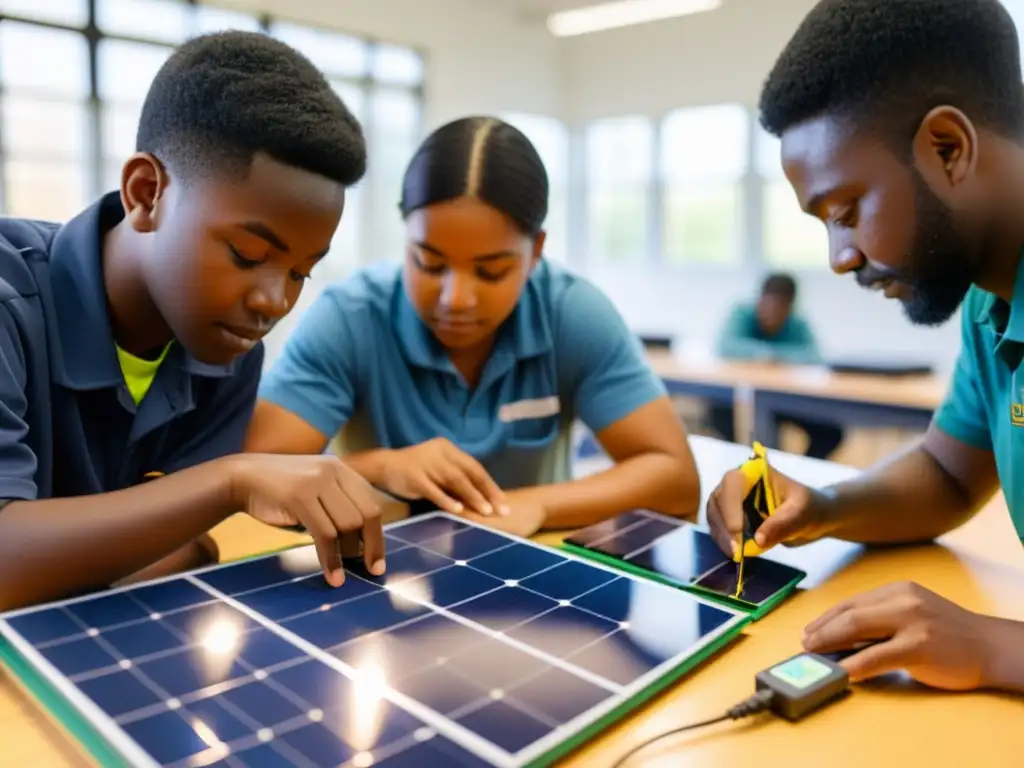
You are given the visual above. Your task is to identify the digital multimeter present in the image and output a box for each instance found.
[754,652,850,721]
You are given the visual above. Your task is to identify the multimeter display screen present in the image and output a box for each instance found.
[769,654,833,690]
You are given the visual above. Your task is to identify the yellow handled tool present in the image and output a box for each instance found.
[733,441,778,598]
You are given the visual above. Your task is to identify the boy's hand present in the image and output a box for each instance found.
[462,489,546,538]
[380,438,508,518]
[803,582,998,690]
[706,466,832,556]
[230,453,386,588]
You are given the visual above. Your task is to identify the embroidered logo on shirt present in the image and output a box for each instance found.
[499,396,561,423]
[1011,403,1024,427]
[141,471,165,482]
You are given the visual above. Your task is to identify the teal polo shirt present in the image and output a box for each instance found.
[259,260,666,491]
[934,266,1024,539]
[716,302,821,364]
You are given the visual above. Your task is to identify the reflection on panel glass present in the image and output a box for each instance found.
[269,21,369,77]
[372,43,425,86]
[95,0,192,44]
[1,96,88,159]
[5,159,88,221]
[0,21,90,97]
[96,39,173,103]
[0,0,87,26]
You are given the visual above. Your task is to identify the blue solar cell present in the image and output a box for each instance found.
[467,543,563,581]
[448,586,559,632]
[99,620,183,659]
[518,560,618,602]
[129,580,214,614]
[445,638,547,690]
[66,592,150,630]
[393,663,488,715]
[234,574,383,622]
[506,606,620,660]
[7,608,81,645]
[39,636,117,677]
[277,723,355,766]
[236,629,307,670]
[135,644,251,699]
[416,527,514,561]
[507,667,612,725]
[387,515,470,545]
[0,513,748,768]
[120,709,214,764]
[217,680,306,728]
[401,564,503,607]
[455,699,553,754]
[76,669,161,717]
[197,551,322,595]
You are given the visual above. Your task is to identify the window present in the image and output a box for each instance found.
[660,104,747,264]
[0,21,90,219]
[758,130,828,268]
[501,112,571,263]
[365,87,422,263]
[0,3,425,262]
[585,116,652,263]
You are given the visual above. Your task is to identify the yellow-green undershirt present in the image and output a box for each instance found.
[116,343,172,405]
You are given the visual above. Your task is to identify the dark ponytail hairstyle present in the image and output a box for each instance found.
[399,116,549,237]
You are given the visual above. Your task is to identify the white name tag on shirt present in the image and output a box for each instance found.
[499,396,561,423]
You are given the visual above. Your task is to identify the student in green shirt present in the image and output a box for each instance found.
[711,273,844,459]
[708,0,1024,693]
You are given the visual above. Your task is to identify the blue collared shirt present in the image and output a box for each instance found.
[0,192,263,500]
[934,258,1024,539]
[716,303,821,364]
[259,260,666,490]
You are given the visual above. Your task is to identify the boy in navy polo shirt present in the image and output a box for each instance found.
[0,31,386,611]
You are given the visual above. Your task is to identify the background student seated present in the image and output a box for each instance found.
[710,272,844,459]
[246,116,701,539]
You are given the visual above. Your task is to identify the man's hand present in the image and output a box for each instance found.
[230,453,386,588]
[461,488,546,539]
[706,466,833,557]
[380,438,508,518]
[803,581,1001,690]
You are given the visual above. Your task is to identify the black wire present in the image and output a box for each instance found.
[609,714,731,768]
[609,688,777,767]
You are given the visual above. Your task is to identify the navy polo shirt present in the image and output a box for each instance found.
[0,192,263,501]
[259,260,666,490]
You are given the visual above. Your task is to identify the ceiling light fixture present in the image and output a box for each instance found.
[547,0,722,37]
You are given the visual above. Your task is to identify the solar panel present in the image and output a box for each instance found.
[0,513,749,768]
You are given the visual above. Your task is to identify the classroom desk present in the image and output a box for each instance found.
[646,349,950,449]
[1,437,1021,767]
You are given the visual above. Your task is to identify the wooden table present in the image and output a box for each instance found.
[2,438,1021,767]
[645,350,951,449]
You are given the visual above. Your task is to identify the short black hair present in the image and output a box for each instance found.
[759,0,1024,147]
[399,116,549,236]
[136,31,366,185]
[761,273,797,302]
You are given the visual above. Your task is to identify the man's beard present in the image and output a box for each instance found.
[893,172,978,327]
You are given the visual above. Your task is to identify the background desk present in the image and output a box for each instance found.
[646,350,949,450]
[2,437,1020,767]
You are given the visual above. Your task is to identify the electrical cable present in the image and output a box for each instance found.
[609,688,777,767]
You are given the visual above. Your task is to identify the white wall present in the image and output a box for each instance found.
[218,0,563,130]
[558,0,963,372]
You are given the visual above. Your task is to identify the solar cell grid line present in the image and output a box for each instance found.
[619,518,688,562]
[185,574,520,768]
